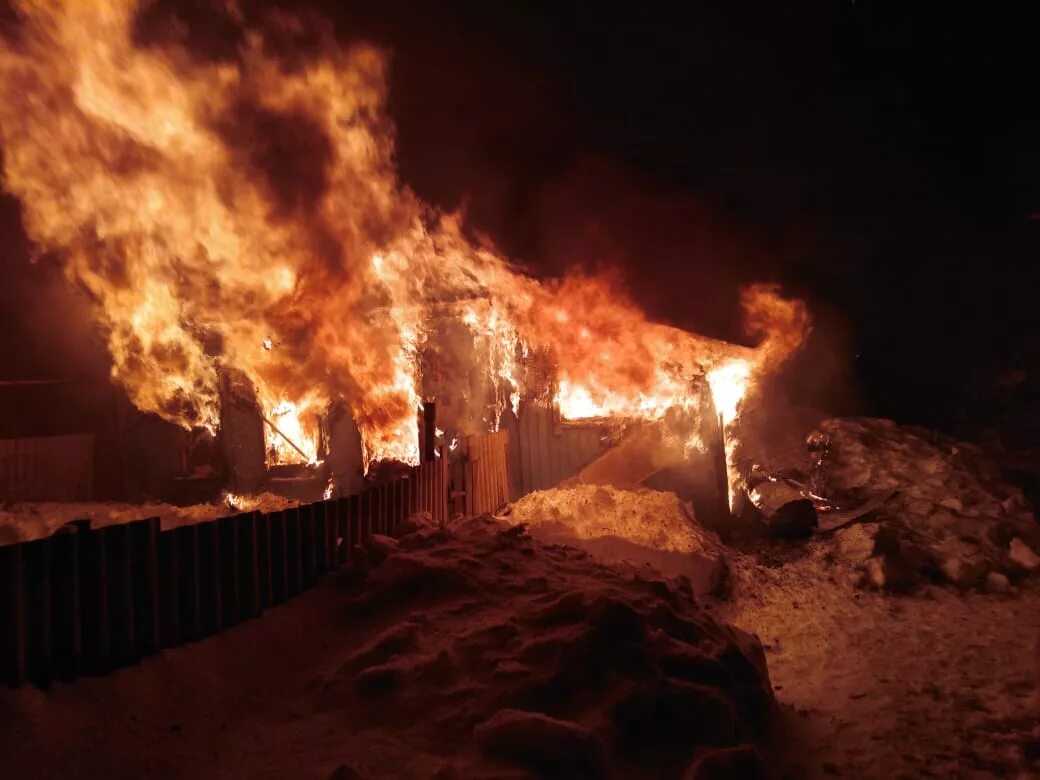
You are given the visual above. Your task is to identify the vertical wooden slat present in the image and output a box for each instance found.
[347,494,361,560]
[175,524,201,642]
[299,504,316,588]
[518,406,530,495]
[237,512,260,619]
[130,517,160,658]
[255,512,273,610]
[0,543,26,686]
[318,500,332,573]
[197,521,222,636]
[335,498,348,566]
[80,522,111,670]
[322,500,336,572]
[23,537,51,687]
[546,408,560,488]
[407,468,417,516]
[378,486,386,536]
[50,525,81,683]
[284,508,302,598]
[104,523,135,666]
[217,516,241,628]
[158,529,180,647]
[418,466,426,515]
[358,491,370,543]
[270,511,288,604]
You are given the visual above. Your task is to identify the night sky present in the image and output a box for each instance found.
[3,1,1039,440]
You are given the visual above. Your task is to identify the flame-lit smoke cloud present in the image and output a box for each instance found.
[0,0,809,470]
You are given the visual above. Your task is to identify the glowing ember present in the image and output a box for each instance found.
[0,1,809,486]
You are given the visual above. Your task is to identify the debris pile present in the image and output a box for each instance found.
[809,418,1040,590]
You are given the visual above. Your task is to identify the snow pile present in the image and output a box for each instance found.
[811,418,1040,589]
[504,485,718,554]
[502,485,728,596]
[0,493,299,545]
[318,512,776,778]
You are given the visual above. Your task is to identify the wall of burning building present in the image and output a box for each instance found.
[0,0,809,509]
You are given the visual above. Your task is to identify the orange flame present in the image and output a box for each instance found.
[0,2,809,479]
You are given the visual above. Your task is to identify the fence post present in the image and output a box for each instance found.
[335,498,348,566]
[269,512,288,605]
[347,494,361,562]
[158,528,180,648]
[197,521,222,636]
[23,537,51,687]
[50,525,81,682]
[0,543,26,686]
[323,499,337,572]
[255,511,273,609]
[175,524,201,642]
[130,518,160,658]
[237,512,261,619]
[312,501,327,575]
[285,508,302,597]
[299,504,316,588]
[218,516,241,628]
[103,524,135,667]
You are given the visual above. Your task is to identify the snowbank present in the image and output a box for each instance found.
[501,485,728,596]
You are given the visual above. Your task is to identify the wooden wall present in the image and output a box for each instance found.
[515,402,606,495]
[0,435,93,502]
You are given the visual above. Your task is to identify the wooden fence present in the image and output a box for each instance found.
[514,402,606,495]
[0,434,94,502]
[464,430,510,516]
[0,454,448,689]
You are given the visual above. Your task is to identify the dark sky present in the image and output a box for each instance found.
[4,0,1040,436]
[338,0,1040,430]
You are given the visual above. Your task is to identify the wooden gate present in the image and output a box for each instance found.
[464,430,510,516]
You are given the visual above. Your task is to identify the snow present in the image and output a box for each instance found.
[0,511,775,779]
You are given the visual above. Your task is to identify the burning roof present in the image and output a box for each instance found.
[0,1,809,480]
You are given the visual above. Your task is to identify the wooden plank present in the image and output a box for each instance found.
[197,521,222,636]
[254,512,273,610]
[546,407,560,487]
[518,405,531,495]
[50,525,81,683]
[316,501,332,574]
[474,437,484,514]
[532,405,547,492]
[217,516,241,628]
[347,494,361,560]
[80,522,112,671]
[269,511,288,604]
[284,508,302,598]
[175,524,201,642]
[104,523,135,666]
[299,504,316,588]
[23,538,52,687]
[130,517,160,658]
[377,485,387,535]
[158,529,180,647]
[236,512,260,619]
[334,498,347,567]
[358,490,370,543]
[0,542,26,686]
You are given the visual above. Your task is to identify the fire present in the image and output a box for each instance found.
[0,1,809,486]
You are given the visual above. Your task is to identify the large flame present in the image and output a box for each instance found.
[0,1,809,477]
